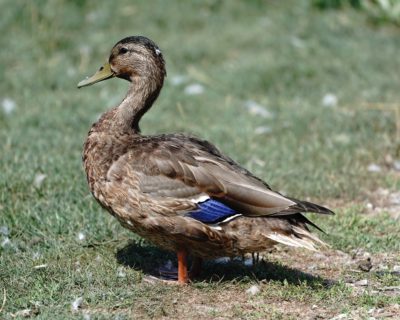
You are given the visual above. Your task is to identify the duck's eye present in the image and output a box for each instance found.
[119,47,128,55]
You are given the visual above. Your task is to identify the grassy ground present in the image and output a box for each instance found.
[1,0,400,319]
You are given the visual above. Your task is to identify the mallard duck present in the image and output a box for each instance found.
[78,36,333,284]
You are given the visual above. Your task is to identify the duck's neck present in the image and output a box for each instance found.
[113,76,164,133]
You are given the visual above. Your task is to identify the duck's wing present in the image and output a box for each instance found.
[110,134,333,221]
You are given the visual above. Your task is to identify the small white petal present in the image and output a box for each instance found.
[71,297,83,311]
[184,83,204,95]
[33,173,47,188]
[367,163,381,173]
[77,232,86,241]
[2,98,16,114]
[368,308,375,314]
[244,100,274,118]
[117,266,126,278]
[246,285,260,295]
[1,237,11,248]
[32,252,42,260]
[322,93,338,108]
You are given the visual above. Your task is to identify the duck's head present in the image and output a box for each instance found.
[78,36,166,88]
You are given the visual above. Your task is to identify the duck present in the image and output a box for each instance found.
[78,36,334,284]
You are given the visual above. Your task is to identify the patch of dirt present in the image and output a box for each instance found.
[161,248,399,319]
[365,188,400,219]
[71,246,400,320]
[268,246,399,283]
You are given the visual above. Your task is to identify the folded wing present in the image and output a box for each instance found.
[110,134,333,220]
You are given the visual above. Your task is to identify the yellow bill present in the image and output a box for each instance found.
[77,62,115,88]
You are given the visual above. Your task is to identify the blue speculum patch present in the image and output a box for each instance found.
[187,199,238,224]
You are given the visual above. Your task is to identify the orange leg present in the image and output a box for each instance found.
[177,250,188,284]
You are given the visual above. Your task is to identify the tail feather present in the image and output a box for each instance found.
[266,213,329,251]
[291,198,335,215]
[271,197,334,216]
[266,225,328,251]
[292,226,329,247]
[266,232,319,251]
[289,213,326,233]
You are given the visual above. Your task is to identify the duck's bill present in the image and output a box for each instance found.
[77,62,115,88]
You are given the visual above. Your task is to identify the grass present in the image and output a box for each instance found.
[1,0,400,318]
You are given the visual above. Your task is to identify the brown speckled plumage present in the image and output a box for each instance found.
[79,36,333,281]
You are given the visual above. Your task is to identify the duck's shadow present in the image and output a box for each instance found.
[116,241,331,287]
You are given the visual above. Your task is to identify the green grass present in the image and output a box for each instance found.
[1,0,400,318]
